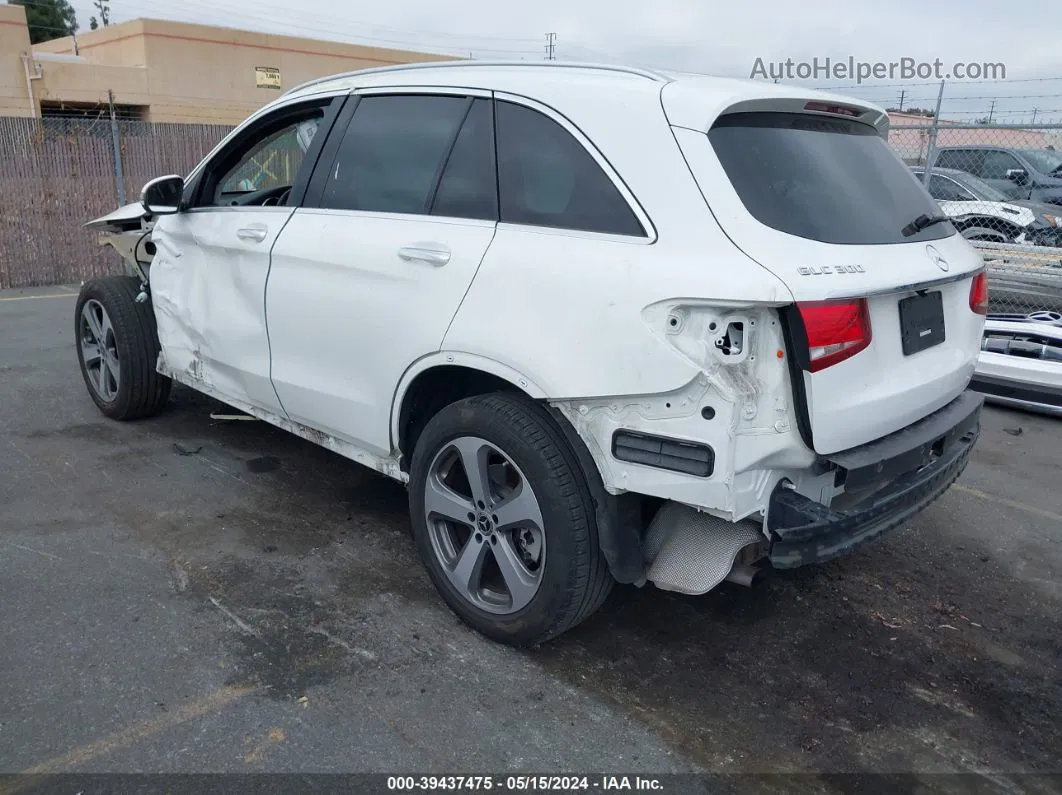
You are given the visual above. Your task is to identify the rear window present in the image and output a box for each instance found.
[708,112,954,245]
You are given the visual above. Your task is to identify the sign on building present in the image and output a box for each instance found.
[255,66,282,90]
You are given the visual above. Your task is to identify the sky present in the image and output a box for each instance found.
[63,0,1062,123]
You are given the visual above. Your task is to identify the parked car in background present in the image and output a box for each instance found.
[911,166,1062,246]
[972,311,1062,416]
[929,146,1062,206]
[77,61,988,646]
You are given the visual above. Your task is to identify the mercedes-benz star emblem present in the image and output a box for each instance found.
[926,245,949,272]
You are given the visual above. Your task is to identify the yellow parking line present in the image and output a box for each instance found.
[0,293,77,303]
[2,684,254,787]
[953,483,1062,524]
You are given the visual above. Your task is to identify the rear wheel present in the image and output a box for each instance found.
[75,276,171,420]
[408,393,613,646]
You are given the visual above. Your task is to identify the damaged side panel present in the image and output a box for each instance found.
[149,209,293,414]
[553,301,829,524]
[159,363,407,482]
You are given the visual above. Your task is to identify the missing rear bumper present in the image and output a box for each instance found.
[768,393,982,569]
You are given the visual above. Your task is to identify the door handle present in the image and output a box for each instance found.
[236,224,269,243]
[398,244,451,266]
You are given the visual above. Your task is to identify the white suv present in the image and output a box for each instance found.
[77,61,988,646]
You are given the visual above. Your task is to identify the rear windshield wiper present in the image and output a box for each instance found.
[901,213,951,237]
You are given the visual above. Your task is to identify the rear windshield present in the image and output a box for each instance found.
[708,112,954,245]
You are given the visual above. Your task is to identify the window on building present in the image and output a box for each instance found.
[39,101,147,121]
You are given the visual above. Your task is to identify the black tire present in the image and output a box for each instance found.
[75,276,171,420]
[408,393,613,646]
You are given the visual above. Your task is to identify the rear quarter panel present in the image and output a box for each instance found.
[443,84,793,400]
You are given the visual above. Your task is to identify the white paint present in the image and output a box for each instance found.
[672,126,985,454]
[158,359,407,482]
[151,207,294,414]
[935,199,1037,235]
[266,209,496,458]
[136,62,985,535]
[975,318,1062,401]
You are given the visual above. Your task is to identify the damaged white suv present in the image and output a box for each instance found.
[77,61,988,645]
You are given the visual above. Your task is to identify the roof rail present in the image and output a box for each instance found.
[283,59,670,96]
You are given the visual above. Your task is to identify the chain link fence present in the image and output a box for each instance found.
[0,115,231,289]
[888,121,1062,316]
[1,111,1061,316]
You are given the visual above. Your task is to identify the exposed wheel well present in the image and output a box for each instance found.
[397,365,650,584]
[397,366,520,471]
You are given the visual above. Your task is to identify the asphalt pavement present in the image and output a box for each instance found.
[1,284,1060,793]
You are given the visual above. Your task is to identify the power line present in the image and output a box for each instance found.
[822,76,1062,90]
[18,0,543,45]
[115,0,542,55]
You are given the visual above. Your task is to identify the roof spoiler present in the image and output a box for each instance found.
[717,96,889,137]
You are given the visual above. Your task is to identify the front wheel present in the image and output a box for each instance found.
[75,276,171,420]
[408,394,613,646]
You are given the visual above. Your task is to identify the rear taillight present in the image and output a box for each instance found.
[969,272,989,315]
[797,299,872,372]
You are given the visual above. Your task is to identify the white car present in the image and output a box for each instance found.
[972,312,1062,416]
[77,61,988,645]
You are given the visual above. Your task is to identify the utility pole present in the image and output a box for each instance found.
[898,89,905,111]
[987,100,996,123]
[545,32,556,60]
[1031,107,1039,124]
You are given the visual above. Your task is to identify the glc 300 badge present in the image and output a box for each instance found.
[797,265,866,276]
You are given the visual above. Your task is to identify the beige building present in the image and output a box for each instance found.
[1,4,452,123]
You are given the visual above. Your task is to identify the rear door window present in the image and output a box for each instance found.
[430,98,497,221]
[707,112,953,245]
[319,94,470,215]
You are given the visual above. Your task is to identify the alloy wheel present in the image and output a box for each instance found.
[424,436,546,615]
[79,299,120,402]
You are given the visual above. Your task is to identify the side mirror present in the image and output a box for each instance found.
[1006,168,1029,185]
[141,175,184,215]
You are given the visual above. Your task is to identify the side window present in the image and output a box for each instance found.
[198,107,325,207]
[494,101,645,236]
[936,150,979,174]
[430,99,497,221]
[928,175,972,201]
[319,95,470,215]
[980,151,1022,179]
